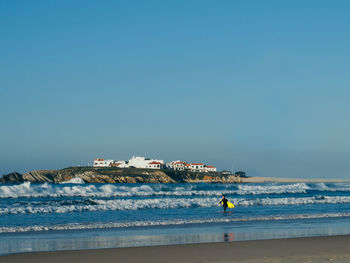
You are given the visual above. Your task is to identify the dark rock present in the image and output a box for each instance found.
[1,167,242,184]
[0,172,24,183]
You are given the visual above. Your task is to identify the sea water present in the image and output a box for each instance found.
[1,181,350,254]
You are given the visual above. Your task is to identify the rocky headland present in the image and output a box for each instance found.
[0,167,242,184]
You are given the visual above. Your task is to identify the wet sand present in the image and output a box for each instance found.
[1,235,350,263]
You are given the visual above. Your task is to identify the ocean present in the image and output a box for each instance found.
[1,181,350,255]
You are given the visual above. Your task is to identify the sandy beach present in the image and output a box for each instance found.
[1,235,350,263]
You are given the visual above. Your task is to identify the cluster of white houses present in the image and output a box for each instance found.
[93,156,217,172]
[166,160,217,172]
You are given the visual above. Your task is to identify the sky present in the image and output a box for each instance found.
[1,0,350,178]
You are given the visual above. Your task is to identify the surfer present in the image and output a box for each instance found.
[219,195,229,212]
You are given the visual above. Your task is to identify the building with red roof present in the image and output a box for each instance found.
[190,163,204,172]
[204,165,217,172]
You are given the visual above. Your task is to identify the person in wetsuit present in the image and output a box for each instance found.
[219,195,228,212]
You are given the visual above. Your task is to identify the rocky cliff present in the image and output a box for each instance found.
[0,167,242,184]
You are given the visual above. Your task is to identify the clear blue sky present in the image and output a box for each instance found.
[1,0,350,178]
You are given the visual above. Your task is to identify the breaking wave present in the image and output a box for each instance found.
[2,212,350,233]
[60,178,85,184]
[1,182,350,199]
[2,195,350,215]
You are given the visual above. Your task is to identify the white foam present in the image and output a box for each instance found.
[1,212,350,233]
[2,182,350,199]
[2,195,350,215]
[0,197,217,215]
[235,195,350,206]
[311,183,350,192]
[0,183,230,198]
[236,183,309,195]
[60,178,85,184]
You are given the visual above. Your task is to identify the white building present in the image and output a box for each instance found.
[166,160,186,171]
[167,161,217,173]
[110,160,129,168]
[128,156,164,169]
[93,156,216,172]
[146,161,163,169]
[117,161,129,168]
[204,165,217,172]
[93,158,115,167]
[190,163,205,172]
[184,163,191,170]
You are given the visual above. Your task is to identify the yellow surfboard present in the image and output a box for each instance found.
[221,201,235,208]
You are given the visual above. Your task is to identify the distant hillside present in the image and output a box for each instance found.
[0,167,242,184]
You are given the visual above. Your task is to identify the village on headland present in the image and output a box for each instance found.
[0,155,247,184]
[2,155,349,184]
[93,156,227,174]
[92,156,246,178]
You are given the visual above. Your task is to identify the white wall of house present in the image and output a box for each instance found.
[166,160,186,171]
[128,156,164,169]
[93,157,217,172]
[110,160,129,168]
[145,162,162,169]
[93,158,115,167]
[94,159,104,167]
[185,164,191,170]
[128,156,149,168]
[205,166,217,172]
[116,161,129,168]
[190,163,204,172]
[104,160,115,166]
[174,161,185,171]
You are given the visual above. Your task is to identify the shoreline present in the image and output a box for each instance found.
[241,176,350,183]
[1,235,350,263]
[2,171,349,185]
